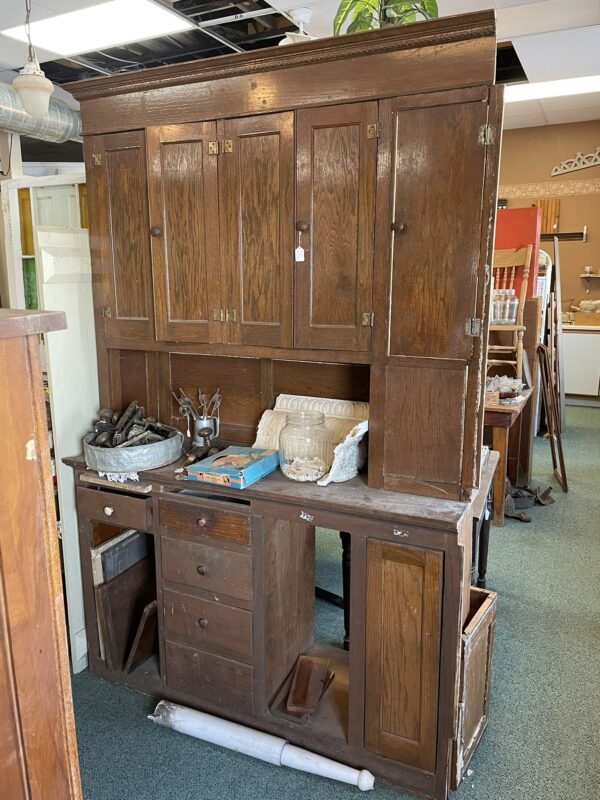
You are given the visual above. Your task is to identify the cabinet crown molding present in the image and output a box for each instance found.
[66,10,496,102]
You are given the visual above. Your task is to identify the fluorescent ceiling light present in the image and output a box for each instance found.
[1,0,193,57]
[505,74,600,103]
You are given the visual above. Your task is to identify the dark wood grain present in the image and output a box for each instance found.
[272,360,370,402]
[148,123,222,343]
[124,600,158,674]
[219,113,294,348]
[158,497,250,544]
[286,655,331,714]
[161,535,252,600]
[365,540,442,771]
[0,324,81,800]
[295,102,377,351]
[77,487,152,531]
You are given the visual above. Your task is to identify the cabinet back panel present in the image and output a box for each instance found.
[272,361,370,402]
[388,100,487,361]
[117,350,153,412]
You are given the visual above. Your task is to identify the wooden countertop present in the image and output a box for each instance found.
[0,309,66,339]
[66,454,475,532]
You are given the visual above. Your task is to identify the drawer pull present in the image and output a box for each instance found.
[197,517,208,527]
[196,565,207,576]
[103,506,114,517]
[198,618,209,629]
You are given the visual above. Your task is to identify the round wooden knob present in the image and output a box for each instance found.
[295,221,309,232]
[196,564,207,576]
[150,226,162,237]
[197,517,207,527]
[391,221,405,233]
[198,618,209,629]
[103,506,114,516]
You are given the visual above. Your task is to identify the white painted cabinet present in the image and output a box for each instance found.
[562,329,600,396]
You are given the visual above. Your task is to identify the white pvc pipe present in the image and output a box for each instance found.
[149,701,375,791]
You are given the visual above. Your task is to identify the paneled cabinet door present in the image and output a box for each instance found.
[148,124,222,343]
[295,102,377,352]
[85,130,153,340]
[218,112,294,347]
[365,539,443,772]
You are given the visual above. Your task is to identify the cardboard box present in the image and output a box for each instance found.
[186,446,279,489]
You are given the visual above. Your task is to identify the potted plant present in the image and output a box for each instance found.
[333,1,438,35]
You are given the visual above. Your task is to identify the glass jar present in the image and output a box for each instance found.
[278,411,333,482]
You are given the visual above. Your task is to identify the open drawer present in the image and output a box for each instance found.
[452,586,497,789]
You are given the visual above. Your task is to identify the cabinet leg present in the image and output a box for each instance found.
[477,492,492,588]
[492,426,509,526]
[340,531,351,651]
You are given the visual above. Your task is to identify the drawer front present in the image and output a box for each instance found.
[158,497,250,544]
[77,486,152,531]
[163,588,253,661]
[161,536,253,602]
[165,639,254,715]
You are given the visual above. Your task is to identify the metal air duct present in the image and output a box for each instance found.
[0,82,82,143]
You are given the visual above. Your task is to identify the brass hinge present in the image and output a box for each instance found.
[362,311,374,327]
[222,139,233,154]
[367,123,379,140]
[208,141,219,155]
[478,124,495,146]
[225,308,237,322]
[465,317,482,337]
[91,154,102,166]
[212,308,224,322]
[102,305,112,318]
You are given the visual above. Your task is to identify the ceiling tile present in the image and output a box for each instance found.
[540,92,600,112]
[544,105,600,124]
[0,34,59,70]
[496,0,600,40]
[514,25,600,81]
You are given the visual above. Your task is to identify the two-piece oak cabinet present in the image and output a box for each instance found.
[67,11,502,799]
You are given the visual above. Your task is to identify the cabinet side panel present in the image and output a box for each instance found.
[365,540,442,772]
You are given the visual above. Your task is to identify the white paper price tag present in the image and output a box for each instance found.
[295,245,305,262]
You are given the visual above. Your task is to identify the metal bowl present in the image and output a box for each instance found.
[83,428,184,473]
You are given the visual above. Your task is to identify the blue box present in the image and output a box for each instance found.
[186,446,279,489]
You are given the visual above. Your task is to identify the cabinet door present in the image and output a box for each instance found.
[295,102,377,352]
[365,540,442,772]
[86,130,153,340]
[147,123,222,343]
[218,112,294,347]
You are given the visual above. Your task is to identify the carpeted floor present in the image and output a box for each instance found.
[71,406,600,800]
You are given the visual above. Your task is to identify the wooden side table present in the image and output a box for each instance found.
[484,388,533,526]
[471,450,499,588]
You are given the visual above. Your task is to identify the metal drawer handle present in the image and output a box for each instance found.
[197,517,207,527]
[198,618,209,629]
[103,506,114,516]
[196,565,207,576]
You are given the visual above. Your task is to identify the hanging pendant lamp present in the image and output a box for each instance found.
[12,0,54,118]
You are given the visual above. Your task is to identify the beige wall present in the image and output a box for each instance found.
[499,120,600,308]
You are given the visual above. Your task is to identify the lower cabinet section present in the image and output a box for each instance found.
[452,587,497,788]
[165,639,255,716]
[364,539,443,772]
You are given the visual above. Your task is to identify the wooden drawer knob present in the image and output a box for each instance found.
[150,226,162,237]
[391,221,406,233]
[103,506,114,516]
[196,564,207,576]
[197,517,207,527]
[198,618,209,629]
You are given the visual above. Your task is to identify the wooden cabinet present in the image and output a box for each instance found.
[369,88,498,499]
[365,539,443,772]
[295,102,377,351]
[86,131,154,340]
[219,112,294,347]
[147,123,222,343]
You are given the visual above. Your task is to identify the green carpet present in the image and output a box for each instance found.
[71,407,600,799]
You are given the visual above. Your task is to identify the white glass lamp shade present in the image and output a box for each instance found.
[13,58,54,117]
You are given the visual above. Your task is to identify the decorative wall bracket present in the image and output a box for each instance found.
[551,146,600,176]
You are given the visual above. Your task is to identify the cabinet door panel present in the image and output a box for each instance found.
[365,540,442,772]
[295,102,377,352]
[148,123,222,343]
[388,100,487,361]
[219,113,294,347]
[86,131,153,340]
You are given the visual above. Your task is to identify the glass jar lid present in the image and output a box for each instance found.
[284,410,325,426]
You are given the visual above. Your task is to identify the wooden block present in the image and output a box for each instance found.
[286,655,330,714]
[124,600,158,674]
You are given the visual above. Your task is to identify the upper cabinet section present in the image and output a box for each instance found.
[295,103,377,352]
[219,112,294,348]
[147,123,222,344]
[86,131,154,340]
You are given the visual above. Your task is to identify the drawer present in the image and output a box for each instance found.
[158,497,250,545]
[452,587,497,789]
[77,486,152,531]
[162,588,253,661]
[161,536,253,603]
[165,639,254,715]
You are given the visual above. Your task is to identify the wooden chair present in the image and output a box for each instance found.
[487,245,533,380]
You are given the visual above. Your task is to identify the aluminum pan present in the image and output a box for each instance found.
[83,429,184,473]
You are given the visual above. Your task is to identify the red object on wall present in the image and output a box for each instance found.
[494,207,541,297]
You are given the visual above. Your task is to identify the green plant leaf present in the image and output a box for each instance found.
[333,0,360,35]
[421,0,439,18]
[348,8,375,32]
